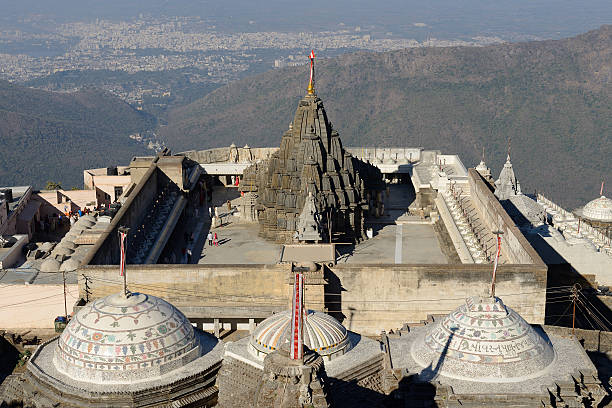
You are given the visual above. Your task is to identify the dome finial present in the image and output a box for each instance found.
[307,49,316,95]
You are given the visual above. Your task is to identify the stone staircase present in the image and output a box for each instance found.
[441,186,500,264]
[129,187,180,264]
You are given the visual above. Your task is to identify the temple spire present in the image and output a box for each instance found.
[307,49,316,95]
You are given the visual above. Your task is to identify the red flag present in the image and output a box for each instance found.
[309,49,315,60]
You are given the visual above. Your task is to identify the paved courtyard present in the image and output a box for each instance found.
[197,223,282,264]
[186,183,448,265]
[337,222,448,264]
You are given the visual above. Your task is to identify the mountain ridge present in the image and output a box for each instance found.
[161,25,611,209]
[0,81,155,189]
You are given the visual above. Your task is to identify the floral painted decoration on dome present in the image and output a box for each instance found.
[412,296,555,381]
[54,292,200,376]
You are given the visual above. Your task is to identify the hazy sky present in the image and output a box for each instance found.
[1,0,609,40]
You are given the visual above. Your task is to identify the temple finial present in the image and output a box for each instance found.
[507,137,512,160]
[307,49,316,95]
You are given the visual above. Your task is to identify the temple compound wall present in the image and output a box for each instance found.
[78,262,547,336]
[83,152,201,266]
[468,168,541,264]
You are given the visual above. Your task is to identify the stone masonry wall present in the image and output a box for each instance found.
[79,263,295,319]
[78,262,546,336]
[327,263,547,334]
[468,168,544,265]
[84,165,159,265]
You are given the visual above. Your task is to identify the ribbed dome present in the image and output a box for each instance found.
[54,292,200,383]
[411,296,555,382]
[582,196,612,222]
[249,310,351,361]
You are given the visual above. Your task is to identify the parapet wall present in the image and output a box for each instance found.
[468,168,544,265]
[78,261,547,335]
[79,264,295,319]
[327,263,547,334]
[83,163,158,265]
[181,147,278,164]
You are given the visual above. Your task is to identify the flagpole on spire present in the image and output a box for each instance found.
[307,49,316,95]
[601,180,605,196]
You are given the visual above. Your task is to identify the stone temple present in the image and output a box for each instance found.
[240,56,383,243]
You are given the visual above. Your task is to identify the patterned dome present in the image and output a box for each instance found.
[54,292,200,383]
[582,196,612,222]
[411,296,555,382]
[249,310,351,361]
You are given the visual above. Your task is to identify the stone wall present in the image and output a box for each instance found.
[83,163,158,265]
[79,263,297,319]
[77,262,546,335]
[182,147,278,164]
[542,325,612,353]
[326,263,547,334]
[468,168,544,265]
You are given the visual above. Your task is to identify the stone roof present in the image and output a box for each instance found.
[504,194,546,227]
[494,155,518,200]
[411,295,555,382]
[249,309,351,360]
[54,292,202,383]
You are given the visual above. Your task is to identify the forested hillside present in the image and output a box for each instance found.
[0,81,155,189]
[161,26,611,209]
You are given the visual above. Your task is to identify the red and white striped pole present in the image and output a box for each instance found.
[491,230,503,298]
[118,226,130,296]
[290,272,304,360]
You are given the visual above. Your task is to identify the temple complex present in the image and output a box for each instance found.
[240,52,383,243]
[1,51,610,408]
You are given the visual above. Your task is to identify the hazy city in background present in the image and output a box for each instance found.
[1,0,609,120]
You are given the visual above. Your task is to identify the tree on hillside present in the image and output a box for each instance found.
[45,181,62,190]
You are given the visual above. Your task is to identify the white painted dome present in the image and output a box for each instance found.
[54,292,201,383]
[411,296,555,382]
[249,310,351,361]
[581,196,612,222]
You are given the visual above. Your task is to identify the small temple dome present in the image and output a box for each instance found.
[40,258,61,272]
[249,310,351,361]
[411,296,555,382]
[59,258,80,272]
[57,240,76,250]
[581,196,612,222]
[54,292,201,383]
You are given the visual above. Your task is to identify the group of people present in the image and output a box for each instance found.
[207,231,219,246]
